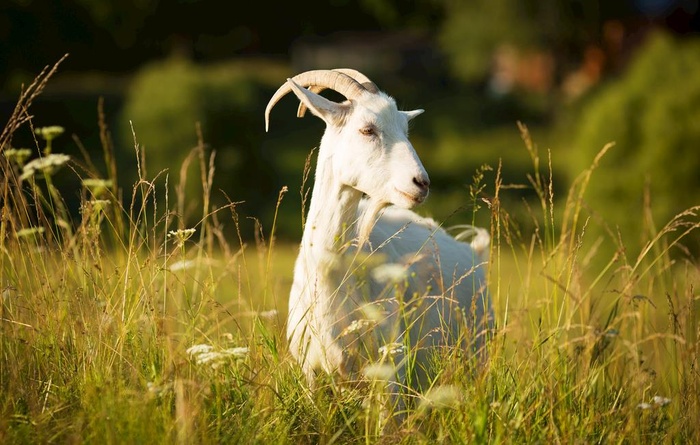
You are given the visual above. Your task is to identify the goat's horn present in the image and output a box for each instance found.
[265,70,369,132]
[333,68,379,94]
[296,68,379,118]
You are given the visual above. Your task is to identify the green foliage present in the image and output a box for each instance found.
[121,57,265,176]
[437,0,594,83]
[439,0,534,82]
[122,58,203,169]
[120,57,290,224]
[569,32,700,249]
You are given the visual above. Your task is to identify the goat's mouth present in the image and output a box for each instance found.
[394,187,428,206]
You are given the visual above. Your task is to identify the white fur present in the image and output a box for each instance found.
[268,75,492,393]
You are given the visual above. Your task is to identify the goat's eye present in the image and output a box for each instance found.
[359,126,375,137]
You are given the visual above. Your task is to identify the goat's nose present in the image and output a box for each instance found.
[413,176,430,192]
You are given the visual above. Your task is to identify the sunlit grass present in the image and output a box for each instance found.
[1,63,698,444]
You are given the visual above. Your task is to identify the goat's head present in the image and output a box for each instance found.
[265,69,430,209]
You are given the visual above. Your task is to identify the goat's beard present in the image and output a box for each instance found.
[356,197,389,249]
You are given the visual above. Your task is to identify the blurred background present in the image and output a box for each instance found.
[2,0,699,253]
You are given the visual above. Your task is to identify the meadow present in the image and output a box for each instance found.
[1,64,699,444]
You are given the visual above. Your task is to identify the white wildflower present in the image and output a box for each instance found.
[652,396,671,407]
[637,402,653,410]
[35,126,65,140]
[169,228,196,238]
[186,343,247,369]
[20,153,70,180]
[168,228,196,247]
[341,319,374,336]
[35,126,65,154]
[3,148,32,166]
[186,344,214,357]
[371,263,407,284]
[195,351,224,365]
[378,342,406,357]
[362,363,396,381]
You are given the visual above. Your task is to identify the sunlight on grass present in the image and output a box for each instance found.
[1,61,698,444]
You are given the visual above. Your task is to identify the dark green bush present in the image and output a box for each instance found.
[569,32,700,252]
[120,57,292,229]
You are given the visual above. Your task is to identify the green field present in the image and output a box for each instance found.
[2,70,699,444]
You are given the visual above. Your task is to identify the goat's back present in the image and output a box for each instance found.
[362,203,492,350]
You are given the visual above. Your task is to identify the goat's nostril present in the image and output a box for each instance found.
[413,176,430,190]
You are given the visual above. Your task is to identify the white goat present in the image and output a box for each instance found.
[265,69,492,397]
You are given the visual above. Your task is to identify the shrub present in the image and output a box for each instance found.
[119,58,290,226]
[569,32,700,252]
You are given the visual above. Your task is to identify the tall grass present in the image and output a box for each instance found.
[1,63,698,444]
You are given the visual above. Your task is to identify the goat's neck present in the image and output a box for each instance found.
[301,153,362,263]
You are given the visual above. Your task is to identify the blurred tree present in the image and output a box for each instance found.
[569,31,700,252]
[439,0,535,83]
[120,57,289,226]
[438,0,607,84]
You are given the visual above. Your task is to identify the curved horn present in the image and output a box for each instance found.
[265,70,369,132]
[334,68,379,94]
[297,68,379,118]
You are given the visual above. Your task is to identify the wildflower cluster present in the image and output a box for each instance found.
[637,395,672,410]
[378,342,406,357]
[186,343,249,370]
[168,228,196,248]
[341,318,376,337]
[4,127,69,180]
[35,125,64,154]
[3,148,32,166]
[19,153,70,180]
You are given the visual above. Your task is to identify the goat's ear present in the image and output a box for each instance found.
[403,109,424,121]
[287,79,348,127]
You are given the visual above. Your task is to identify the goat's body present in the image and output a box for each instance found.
[287,200,491,387]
